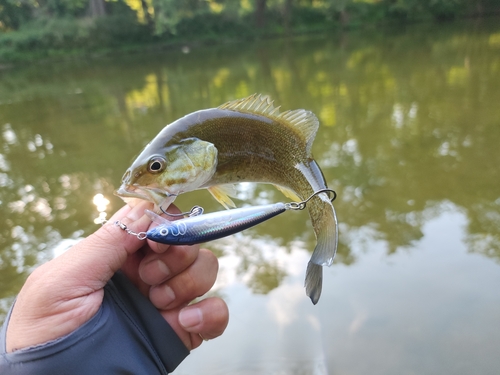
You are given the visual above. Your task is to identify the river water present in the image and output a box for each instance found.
[1,20,499,374]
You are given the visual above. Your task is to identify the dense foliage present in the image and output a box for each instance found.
[0,0,499,60]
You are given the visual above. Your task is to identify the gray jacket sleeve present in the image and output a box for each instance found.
[0,271,190,374]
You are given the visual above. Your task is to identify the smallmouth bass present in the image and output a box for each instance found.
[116,94,338,304]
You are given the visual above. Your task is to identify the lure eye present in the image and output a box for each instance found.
[148,157,166,173]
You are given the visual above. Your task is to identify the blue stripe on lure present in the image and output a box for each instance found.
[112,189,336,247]
[145,202,288,245]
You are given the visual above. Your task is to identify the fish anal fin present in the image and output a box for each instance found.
[218,94,319,154]
[274,184,301,202]
[208,185,237,209]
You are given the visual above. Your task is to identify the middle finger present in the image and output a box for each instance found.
[139,242,200,286]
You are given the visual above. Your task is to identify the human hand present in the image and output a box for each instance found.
[6,200,228,352]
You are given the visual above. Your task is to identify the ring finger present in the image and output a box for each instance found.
[149,248,218,310]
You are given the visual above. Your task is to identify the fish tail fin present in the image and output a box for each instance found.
[305,192,338,304]
[305,261,322,305]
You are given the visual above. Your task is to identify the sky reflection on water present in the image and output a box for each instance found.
[176,205,500,375]
[1,19,500,374]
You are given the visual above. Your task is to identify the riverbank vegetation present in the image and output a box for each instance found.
[0,0,499,62]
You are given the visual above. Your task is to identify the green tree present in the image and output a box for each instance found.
[382,0,466,21]
[42,0,89,17]
[255,0,266,28]
[0,0,35,29]
[151,0,209,34]
[88,0,106,17]
[327,0,351,25]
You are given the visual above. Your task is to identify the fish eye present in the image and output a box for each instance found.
[148,157,166,173]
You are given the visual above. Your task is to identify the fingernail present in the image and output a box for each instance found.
[126,197,141,208]
[162,285,176,307]
[156,260,170,278]
[179,307,203,329]
[127,201,150,221]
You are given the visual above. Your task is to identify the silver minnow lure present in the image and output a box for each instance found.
[145,203,288,245]
[112,189,336,248]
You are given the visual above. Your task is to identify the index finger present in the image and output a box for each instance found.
[48,200,153,294]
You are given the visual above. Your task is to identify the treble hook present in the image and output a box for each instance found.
[286,188,337,211]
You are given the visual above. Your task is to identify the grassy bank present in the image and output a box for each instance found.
[1,1,499,64]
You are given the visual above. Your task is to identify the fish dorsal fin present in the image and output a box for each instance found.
[218,94,319,154]
[218,94,280,116]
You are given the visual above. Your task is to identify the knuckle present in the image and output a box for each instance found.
[173,244,198,265]
[199,249,219,273]
[203,298,229,336]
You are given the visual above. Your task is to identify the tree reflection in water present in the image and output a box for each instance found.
[0,21,499,349]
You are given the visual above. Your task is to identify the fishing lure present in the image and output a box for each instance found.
[114,189,336,246]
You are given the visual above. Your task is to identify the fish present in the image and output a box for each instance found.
[116,94,338,304]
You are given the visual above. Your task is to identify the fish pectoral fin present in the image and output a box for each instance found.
[208,185,237,209]
[273,184,301,202]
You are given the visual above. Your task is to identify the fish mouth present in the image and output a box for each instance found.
[115,184,177,208]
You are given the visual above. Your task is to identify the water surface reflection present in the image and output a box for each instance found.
[1,20,499,374]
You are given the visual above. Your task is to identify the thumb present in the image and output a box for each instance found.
[53,200,153,292]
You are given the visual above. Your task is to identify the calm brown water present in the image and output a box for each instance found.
[1,20,500,375]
